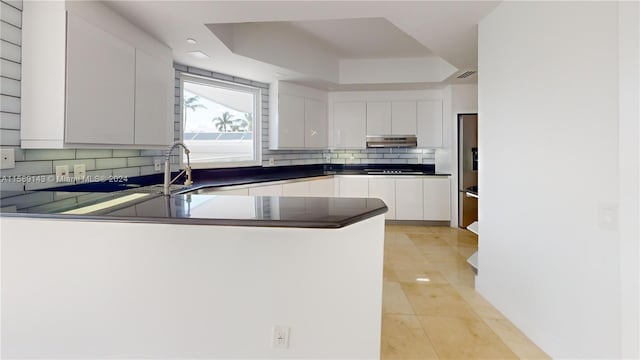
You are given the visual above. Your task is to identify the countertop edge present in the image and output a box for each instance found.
[0,204,389,229]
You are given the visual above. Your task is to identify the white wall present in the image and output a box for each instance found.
[1,215,385,359]
[478,2,637,358]
[618,1,640,358]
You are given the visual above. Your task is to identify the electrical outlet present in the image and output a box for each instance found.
[55,165,70,182]
[73,164,86,181]
[324,153,331,163]
[272,326,290,349]
[154,159,163,171]
[0,148,15,169]
[268,158,275,166]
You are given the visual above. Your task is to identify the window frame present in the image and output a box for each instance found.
[179,73,262,169]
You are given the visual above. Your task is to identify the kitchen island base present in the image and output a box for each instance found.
[1,215,385,359]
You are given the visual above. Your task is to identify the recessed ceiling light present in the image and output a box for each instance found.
[187,50,210,59]
[186,38,197,44]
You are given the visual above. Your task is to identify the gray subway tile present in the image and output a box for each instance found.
[25,149,76,161]
[112,149,140,157]
[0,76,20,97]
[52,159,96,171]
[0,128,19,145]
[85,169,113,181]
[1,21,21,45]
[0,94,20,113]
[0,59,20,80]
[0,2,21,28]
[140,150,164,156]
[0,160,52,176]
[76,149,113,159]
[139,165,158,176]
[113,167,140,178]
[0,180,24,191]
[187,67,212,78]
[0,111,20,129]
[0,40,20,63]
[95,158,127,170]
[173,63,188,72]
[210,71,233,82]
[3,1,23,11]
[126,156,153,166]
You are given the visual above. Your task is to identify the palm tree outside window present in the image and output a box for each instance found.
[181,74,261,168]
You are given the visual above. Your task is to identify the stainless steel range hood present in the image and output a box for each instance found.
[366,135,417,148]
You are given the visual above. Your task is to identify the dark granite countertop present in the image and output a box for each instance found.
[0,164,452,228]
[1,191,387,229]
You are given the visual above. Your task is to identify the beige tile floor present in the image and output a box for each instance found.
[381,225,549,360]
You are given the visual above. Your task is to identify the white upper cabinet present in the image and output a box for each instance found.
[134,49,173,146]
[332,101,366,149]
[65,13,136,145]
[304,98,328,148]
[21,1,173,149]
[417,100,443,148]
[270,81,328,149]
[366,102,392,135]
[391,101,417,135]
[330,90,442,148]
[277,94,306,148]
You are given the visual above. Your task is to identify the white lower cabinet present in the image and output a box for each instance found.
[423,177,451,221]
[248,184,283,196]
[338,176,369,197]
[368,178,396,220]
[395,178,424,220]
[306,178,336,197]
[282,181,309,196]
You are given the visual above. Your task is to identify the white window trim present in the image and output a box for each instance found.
[180,73,262,169]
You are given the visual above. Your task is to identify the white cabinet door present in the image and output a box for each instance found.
[368,177,396,219]
[366,101,391,135]
[65,13,135,144]
[395,178,423,220]
[333,101,366,148]
[307,178,335,197]
[423,177,451,221]
[417,100,443,148]
[249,184,283,196]
[338,176,369,197]
[391,101,417,135]
[282,181,310,196]
[134,48,172,146]
[278,94,305,148]
[304,98,328,148]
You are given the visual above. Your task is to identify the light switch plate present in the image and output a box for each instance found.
[73,164,86,181]
[55,165,70,182]
[0,148,15,169]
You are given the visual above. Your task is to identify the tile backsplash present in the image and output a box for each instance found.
[0,0,435,192]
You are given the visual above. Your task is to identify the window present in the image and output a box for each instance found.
[181,74,261,168]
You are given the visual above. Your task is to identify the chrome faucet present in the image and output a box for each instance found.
[163,141,193,196]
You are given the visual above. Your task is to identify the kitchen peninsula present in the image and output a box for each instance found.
[1,190,387,359]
